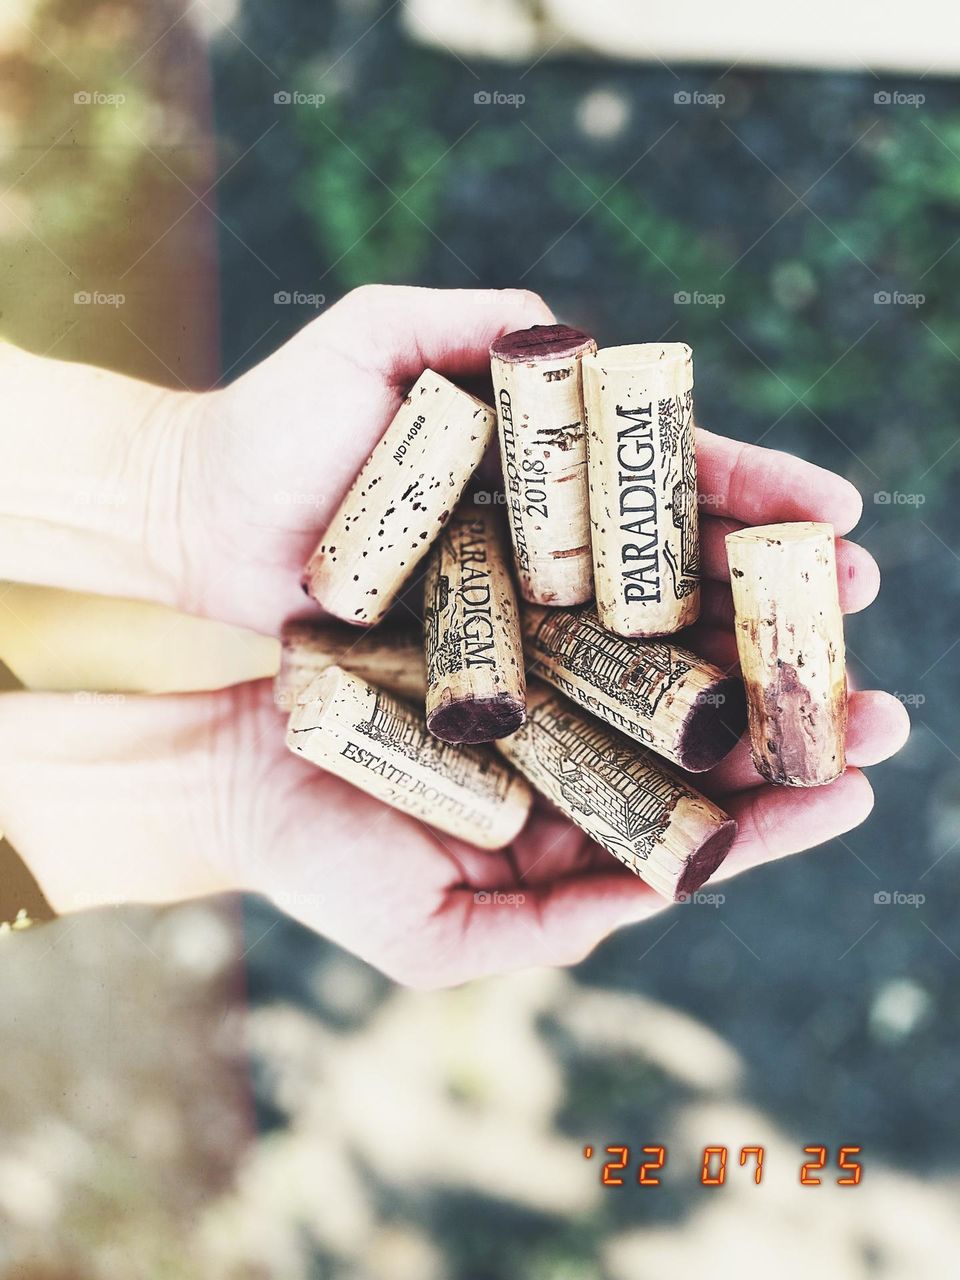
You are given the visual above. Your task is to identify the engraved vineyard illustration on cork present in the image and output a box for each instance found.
[356,686,511,801]
[519,700,697,867]
[529,608,692,720]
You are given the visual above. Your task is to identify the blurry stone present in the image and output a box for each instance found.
[0,1153,59,1228]
[153,902,238,978]
[576,87,631,140]
[359,1226,446,1280]
[771,260,819,311]
[927,767,960,854]
[308,952,382,1021]
[870,978,933,1043]
[185,0,241,40]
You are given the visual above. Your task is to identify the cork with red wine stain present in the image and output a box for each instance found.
[490,324,597,607]
[424,502,526,743]
[301,369,497,627]
[522,603,746,771]
[726,521,847,787]
[495,681,736,901]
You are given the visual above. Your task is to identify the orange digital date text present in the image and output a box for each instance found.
[582,1144,862,1186]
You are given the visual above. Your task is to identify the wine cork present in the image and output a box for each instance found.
[490,324,597,606]
[424,503,526,744]
[286,667,532,849]
[522,604,746,771]
[582,343,701,637]
[495,682,736,901]
[275,619,426,712]
[725,521,847,787]
[302,370,497,627]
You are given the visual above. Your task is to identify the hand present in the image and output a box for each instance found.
[0,286,908,986]
[170,285,561,633]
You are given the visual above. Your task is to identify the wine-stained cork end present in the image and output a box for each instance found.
[491,324,596,363]
[726,520,846,788]
[427,695,526,745]
[747,668,846,787]
[675,676,748,772]
[674,819,737,901]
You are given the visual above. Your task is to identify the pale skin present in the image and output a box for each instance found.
[0,286,909,987]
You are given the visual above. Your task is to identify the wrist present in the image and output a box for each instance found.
[0,341,200,608]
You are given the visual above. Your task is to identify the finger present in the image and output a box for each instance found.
[699,518,881,610]
[332,284,556,381]
[714,767,874,883]
[511,808,596,882]
[697,545,881,628]
[436,870,661,983]
[845,689,911,764]
[696,428,863,534]
[702,690,911,796]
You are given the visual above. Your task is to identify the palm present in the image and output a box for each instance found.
[220,671,898,986]
[164,285,906,983]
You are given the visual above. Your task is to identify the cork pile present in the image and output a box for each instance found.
[282,327,847,902]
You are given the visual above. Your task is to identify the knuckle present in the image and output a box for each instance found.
[501,286,550,314]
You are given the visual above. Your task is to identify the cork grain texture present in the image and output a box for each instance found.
[491,324,597,606]
[727,521,847,787]
[302,370,497,627]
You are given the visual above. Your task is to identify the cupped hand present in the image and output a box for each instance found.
[0,673,906,988]
[0,286,909,986]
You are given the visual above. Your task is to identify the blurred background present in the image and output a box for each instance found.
[1,1,959,1276]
